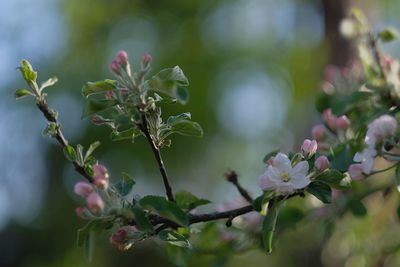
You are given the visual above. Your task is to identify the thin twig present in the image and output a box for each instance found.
[225,170,253,203]
[139,114,175,202]
[368,33,386,81]
[36,100,94,182]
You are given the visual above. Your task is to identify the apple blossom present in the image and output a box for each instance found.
[116,50,128,66]
[74,181,93,197]
[315,155,329,171]
[258,153,310,194]
[367,115,397,142]
[86,192,104,213]
[348,164,365,180]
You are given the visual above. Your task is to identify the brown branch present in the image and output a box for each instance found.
[368,33,386,81]
[36,100,94,182]
[225,170,253,203]
[139,114,175,202]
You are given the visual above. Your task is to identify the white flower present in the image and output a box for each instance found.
[367,115,397,142]
[258,153,310,194]
[353,145,376,174]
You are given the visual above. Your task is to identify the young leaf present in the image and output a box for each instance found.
[139,196,189,226]
[82,99,119,118]
[115,172,135,196]
[76,144,84,165]
[63,145,77,162]
[262,203,280,253]
[146,66,189,104]
[175,191,211,211]
[253,191,274,212]
[82,79,117,97]
[166,113,191,125]
[110,128,141,142]
[169,121,203,138]
[14,89,34,99]
[349,200,367,217]
[158,229,191,248]
[84,141,101,161]
[18,60,37,83]
[306,182,332,204]
[40,77,58,91]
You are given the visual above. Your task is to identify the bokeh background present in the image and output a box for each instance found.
[1,0,400,266]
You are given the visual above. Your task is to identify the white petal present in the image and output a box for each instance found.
[361,157,374,174]
[258,174,276,191]
[276,182,295,194]
[292,161,309,176]
[291,174,311,189]
[273,153,292,172]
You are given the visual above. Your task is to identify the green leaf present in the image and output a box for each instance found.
[110,128,141,142]
[14,89,34,99]
[40,77,58,91]
[115,172,135,196]
[170,121,203,138]
[262,203,280,253]
[18,60,37,83]
[76,144,84,165]
[314,170,349,189]
[306,182,332,204]
[130,207,154,233]
[175,191,211,211]
[277,206,304,229]
[84,141,101,161]
[349,200,367,217]
[82,79,117,97]
[158,229,191,248]
[166,113,191,125]
[252,191,274,212]
[146,66,189,104]
[82,99,119,118]
[139,196,189,226]
[63,145,77,162]
[378,28,399,43]
[263,150,279,164]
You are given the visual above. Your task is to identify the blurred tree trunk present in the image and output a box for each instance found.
[322,0,356,67]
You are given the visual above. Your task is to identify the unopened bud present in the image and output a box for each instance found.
[109,60,121,75]
[93,164,109,189]
[224,170,238,183]
[74,182,93,197]
[336,115,350,129]
[142,53,152,68]
[312,124,326,141]
[105,90,115,100]
[109,226,138,251]
[86,192,104,213]
[75,207,91,219]
[116,50,128,66]
[301,139,318,157]
[315,155,329,171]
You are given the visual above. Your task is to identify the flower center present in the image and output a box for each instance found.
[280,172,291,182]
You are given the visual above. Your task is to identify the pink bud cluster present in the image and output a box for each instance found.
[301,139,318,158]
[109,50,129,75]
[322,109,350,131]
[73,164,109,216]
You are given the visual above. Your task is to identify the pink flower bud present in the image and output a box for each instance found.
[336,115,350,129]
[86,192,104,213]
[312,124,326,141]
[315,155,329,171]
[93,164,109,189]
[301,139,318,157]
[116,50,128,66]
[142,53,152,68]
[74,182,93,197]
[348,164,365,180]
[109,226,138,250]
[266,156,275,166]
[109,60,121,75]
[322,109,337,130]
